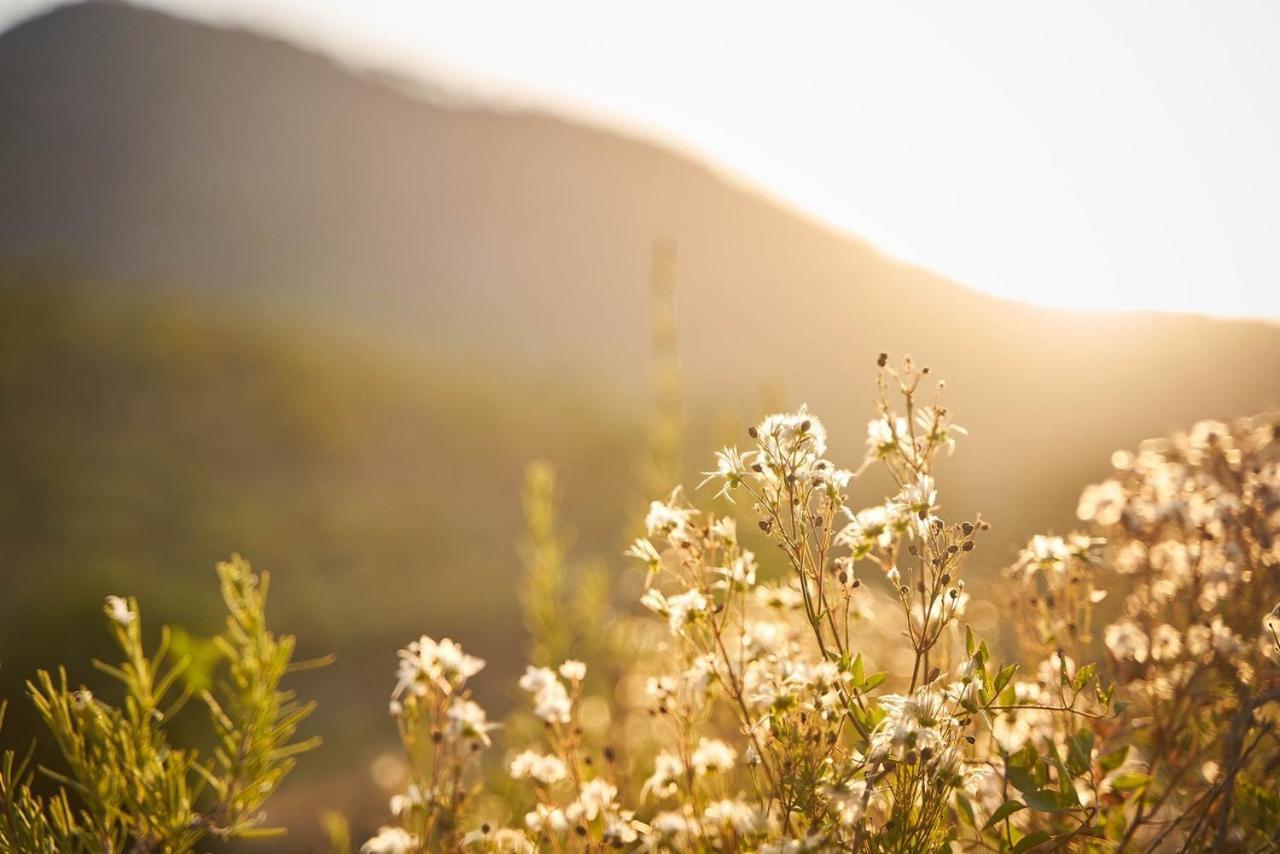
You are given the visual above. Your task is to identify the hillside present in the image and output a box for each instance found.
[0,276,639,837]
[1,2,1278,549]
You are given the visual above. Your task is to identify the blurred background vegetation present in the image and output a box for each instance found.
[0,274,643,834]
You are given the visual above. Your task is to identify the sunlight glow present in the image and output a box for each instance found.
[4,0,1279,319]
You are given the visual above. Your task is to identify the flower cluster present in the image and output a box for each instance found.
[361,358,1278,852]
[1008,411,1280,849]
[367,637,495,852]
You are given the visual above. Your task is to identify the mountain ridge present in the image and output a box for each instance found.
[2,0,1278,542]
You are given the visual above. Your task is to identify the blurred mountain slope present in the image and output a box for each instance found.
[0,276,637,829]
[1,3,1277,547]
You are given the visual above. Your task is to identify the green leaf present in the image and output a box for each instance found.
[1067,728,1094,777]
[1071,662,1097,693]
[852,652,865,686]
[1110,772,1152,793]
[983,800,1025,830]
[1099,744,1129,773]
[863,671,887,691]
[1007,766,1037,794]
[1012,831,1052,852]
[965,624,976,657]
[994,663,1018,695]
[955,792,976,827]
[1024,790,1060,812]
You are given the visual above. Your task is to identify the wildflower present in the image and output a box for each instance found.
[509,750,568,785]
[1105,620,1150,663]
[565,778,617,823]
[691,737,736,774]
[518,666,572,724]
[714,551,757,590]
[602,813,642,846]
[756,407,828,460]
[915,405,967,455]
[445,698,497,746]
[711,516,738,544]
[1209,617,1242,657]
[1015,535,1072,578]
[558,659,586,682]
[625,537,663,573]
[700,446,754,500]
[838,503,899,558]
[865,415,909,461]
[393,636,484,700]
[104,595,135,627]
[1186,624,1213,657]
[897,474,939,533]
[650,810,692,837]
[702,799,761,835]
[1077,479,1126,525]
[646,488,697,538]
[361,827,419,854]
[389,784,427,815]
[461,826,534,852]
[524,804,568,834]
[755,583,804,610]
[640,587,708,633]
[1150,624,1183,661]
[642,751,685,800]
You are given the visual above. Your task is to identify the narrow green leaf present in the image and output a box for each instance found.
[982,800,1025,830]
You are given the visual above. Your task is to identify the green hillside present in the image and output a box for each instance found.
[0,272,640,833]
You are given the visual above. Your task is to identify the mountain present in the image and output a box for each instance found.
[2,3,1278,467]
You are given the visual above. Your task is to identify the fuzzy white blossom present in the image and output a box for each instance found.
[1105,620,1150,663]
[691,737,736,774]
[104,595,135,627]
[361,827,419,854]
[508,750,567,785]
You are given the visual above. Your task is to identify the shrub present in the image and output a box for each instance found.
[0,556,326,852]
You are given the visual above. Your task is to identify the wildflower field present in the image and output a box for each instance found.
[3,357,1277,853]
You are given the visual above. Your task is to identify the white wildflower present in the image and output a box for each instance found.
[558,659,586,682]
[565,778,617,823]
[691,737,736,774]
[509,750,568,785]
[1150,624,1182,661]
[361,827,419,854]
[640,587,708,633]
[104,595,135,627]
[445,698,497,746]
[641,751,685,800]
[700,446,755,500]
[702,799,761,835]
[518,666,572,724]
[1105,620,1150,663]
[524,804,568,834]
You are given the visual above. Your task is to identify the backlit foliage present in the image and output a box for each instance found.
[0,556,325,852]
[4,358,1277,852]
[360,358,1279,851]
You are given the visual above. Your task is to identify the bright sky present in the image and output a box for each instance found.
[5,1,1280,319]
